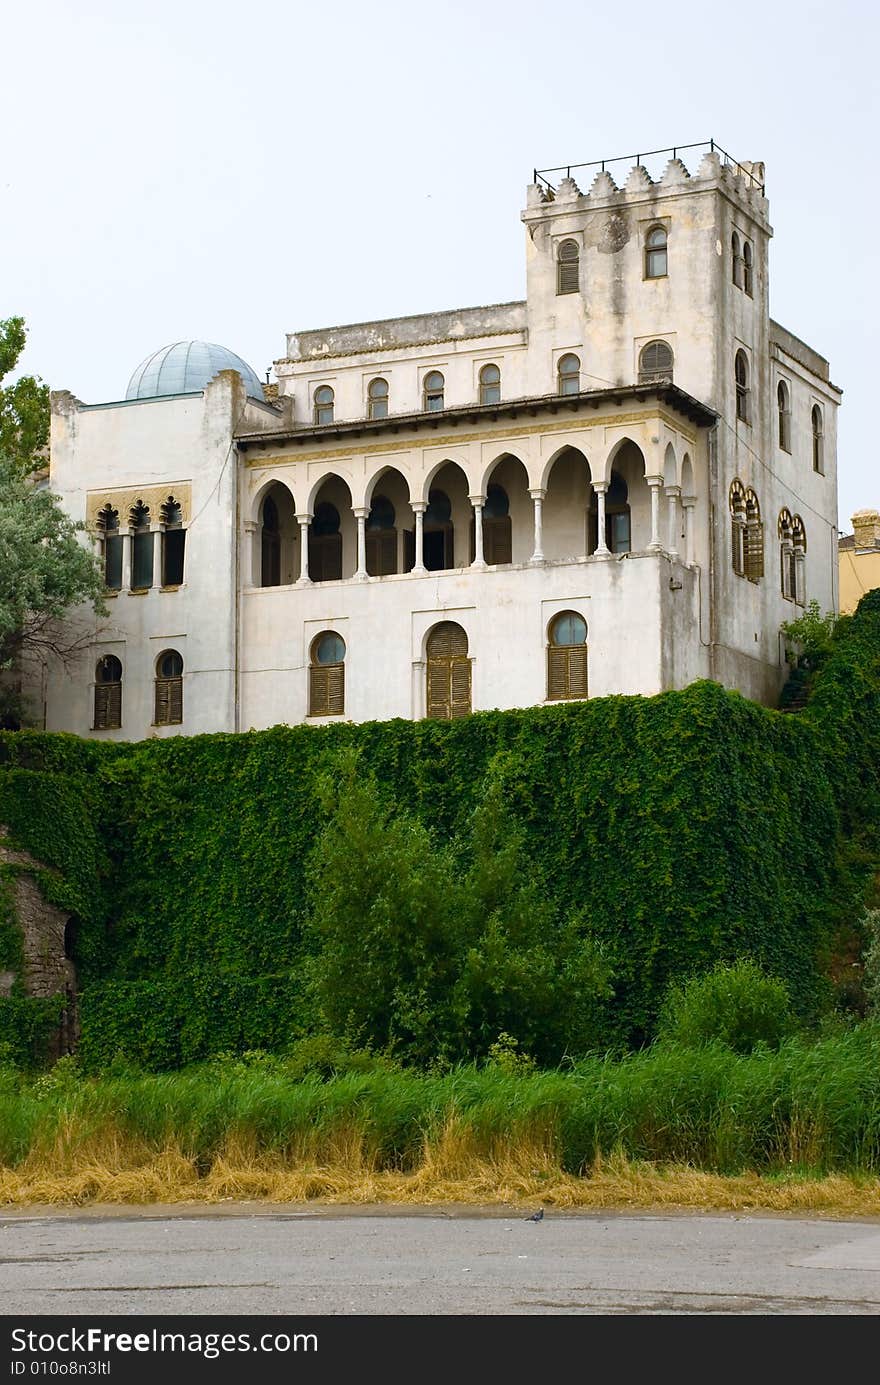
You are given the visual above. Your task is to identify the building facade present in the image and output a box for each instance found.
[37,143,841,740]
[839,511,880,614]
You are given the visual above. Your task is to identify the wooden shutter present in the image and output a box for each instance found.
[450,657,471,718]
[484,517,512,565]
[366,530,397,576]
[426,660,449,719]
[309,533,342,583]
[94,682,121,730]
[547,646,570,701]
[731,518,744,576]
[745,521,764,581]
[155,677,183,725]
[309,664,344,716]
[568,646,588,698]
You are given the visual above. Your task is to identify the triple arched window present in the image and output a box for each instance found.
[556,239,579,295]
[730,480,763,581]
[547,612,588,701]
[309,631,346,716]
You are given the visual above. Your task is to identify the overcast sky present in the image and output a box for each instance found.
[2,0,876,528]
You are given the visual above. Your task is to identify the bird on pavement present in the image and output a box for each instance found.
[524,1208,544,1222]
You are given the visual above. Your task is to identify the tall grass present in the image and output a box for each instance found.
[3,1028,880,1207]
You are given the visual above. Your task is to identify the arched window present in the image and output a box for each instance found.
[557,353,580,396]
[423,371,445,411]
[547,612,588,701]
[426,622,470,720]
[309,631,345,716]
[424,489,453,570]
[479,363,501,406]
[644,225,668,279]
[96,504,122,591]
[732,231,744,288]
[160,495,185,587]
[93,655,122,730]
[556,239,579,295]
[744,487,764,582]
[314,385,334,425]
[792,514,807,606]
[482,484,511,565]
[729,479,746,576]
[812,406,824,473]
[261,494,281,587]
[735,350,750,423]
[154,650,183,726]
[778,508,795,601]
[309,501,342,582]
[743,240,754,296]
[366,494,397,576]
[777,381,791,452]
[368,378,388,420]
[129,501,153,590]
[638,340,674,384]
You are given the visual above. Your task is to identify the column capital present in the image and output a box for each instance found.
[468,493,486,507]
[295,512,313,525]
[529,487,546,501]
[681,495,697,509]
[353,506,369,521]
[645,474,664,487]
[664,484,682,499]
[410,500,427,515]
[242,519,258,533]
[591,480,608,494]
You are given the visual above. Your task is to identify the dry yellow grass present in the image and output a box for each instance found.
[1,1120,879,1216]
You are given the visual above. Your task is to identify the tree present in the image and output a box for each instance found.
[0,318,105,725]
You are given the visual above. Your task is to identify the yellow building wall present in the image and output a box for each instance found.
[839,548,880,614]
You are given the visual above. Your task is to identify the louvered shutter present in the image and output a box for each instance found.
[450,657,471,718]
[155,679,170,726]
[484,517,512,565]
[568,646,588,698]
[94,682,121,730]
[745,521,764,581]
[367,530,397,576]
[326,663,345,715]
[426,660,449,719]
[309,664,344,716]
[731,519,744,576]
[547,646,570,701]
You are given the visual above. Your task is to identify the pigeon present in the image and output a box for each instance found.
[524,1208,544,1222]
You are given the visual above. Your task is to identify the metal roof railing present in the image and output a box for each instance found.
[533,139,764,196]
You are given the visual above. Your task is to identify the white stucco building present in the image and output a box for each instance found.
[37,141,841,739]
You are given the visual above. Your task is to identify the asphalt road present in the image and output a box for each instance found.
[1,1205,880,1315]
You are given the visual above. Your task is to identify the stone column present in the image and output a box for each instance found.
[529,488,546,564]
[682,498,696,567]
[121,530,133,590]
[470,495,486,568]
[647,477,663,552]
[151,525,162,588]
[411,502,427,574]
[354,507,368,580]
[296,514,312,584]
[592,482,610,555]
[242,520,257,587]
[665,485,681,560]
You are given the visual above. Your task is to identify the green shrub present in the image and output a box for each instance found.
[658,959,795,1053]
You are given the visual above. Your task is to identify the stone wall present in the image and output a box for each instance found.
[0,827,77,1056]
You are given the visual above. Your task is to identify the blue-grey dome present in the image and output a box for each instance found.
[125,341,265,401]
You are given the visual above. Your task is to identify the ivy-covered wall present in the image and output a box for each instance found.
[1,593,878,1068]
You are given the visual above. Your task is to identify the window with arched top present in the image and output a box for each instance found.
[159,495,185,587]
[368,377,388,420]
[732,231,744,288]
[309,501,342,582]
[589,471,631,554]
[778,507,795,601]
[792,514,806,605]
[94,655,122,730]
[96,504,122,591]
[424,488,453,570]
[729,479,746,577]
[129,501,153,590]
[644,225,668,279]
[314,385,334,425]
[743,240,754,296]
[638,340,674,384]
[735,350,750,423]
[777,380,791,452]
[309,631,346,716]
[547,612,588,701]
[556,239,579,295]
[423,371,445,411]
[479,363,501,406]
[260,494,281,587]
[154,649,183,726]
[426,622,470,720]
[366,494,397,575]
[812,406,824,474]
[744,487,764,581]
[557,353,580,396]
